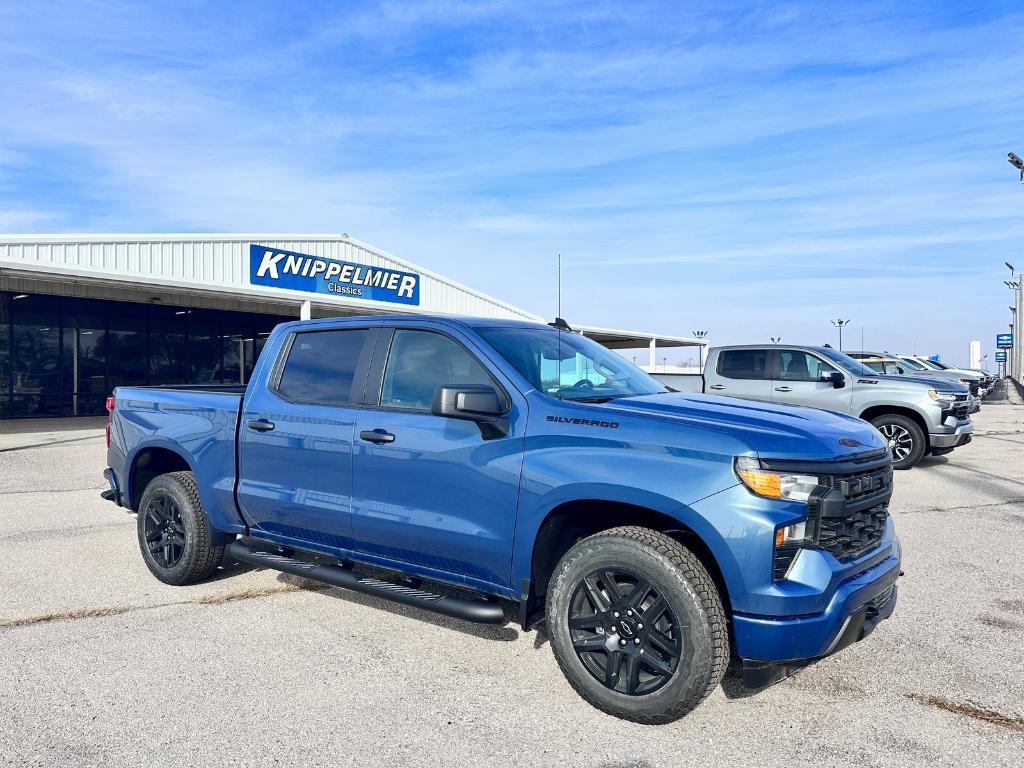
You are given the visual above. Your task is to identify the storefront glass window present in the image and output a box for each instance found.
[188,312,223,384]
[150,308,188,385]
[10,294,62,417]
[0,293,296,418]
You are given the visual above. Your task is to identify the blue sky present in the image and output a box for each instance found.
[1,1,1022,365]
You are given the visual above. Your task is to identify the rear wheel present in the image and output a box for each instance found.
[871,414,926,470]
[546,526,728,724]
[137,471,225,585]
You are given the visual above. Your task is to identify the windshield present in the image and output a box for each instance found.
[916,358,944,370]
[477,327,667,401]
[897,356,927,371]
[815,347,879,377]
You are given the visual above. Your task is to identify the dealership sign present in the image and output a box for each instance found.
[995,351,1007,362]
[996,333,1013,349]
[249,245,420,305]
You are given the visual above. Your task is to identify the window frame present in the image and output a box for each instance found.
[716,348,772,381]
[269,326,377,407]
[367,327,511,415]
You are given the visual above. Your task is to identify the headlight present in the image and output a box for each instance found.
[928,389,955,405]
[958,379,973,386]
[735,456,822,502]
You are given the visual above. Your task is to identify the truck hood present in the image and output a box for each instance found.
[866,374,969,392]
[600,393,887,462]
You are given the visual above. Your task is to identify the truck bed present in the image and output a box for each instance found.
[649,372,704,393]
[109,385,246,534]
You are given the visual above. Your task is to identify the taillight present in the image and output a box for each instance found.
[105,396,115,447]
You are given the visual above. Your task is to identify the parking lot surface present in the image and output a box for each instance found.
[2,401,1023,768]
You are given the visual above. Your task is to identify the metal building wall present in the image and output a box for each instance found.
[0,234,540,321]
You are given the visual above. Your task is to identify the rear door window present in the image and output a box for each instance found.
[275,328,370,405]
[717,349,769,380]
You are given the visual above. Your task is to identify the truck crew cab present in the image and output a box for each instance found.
[652,344,973,470]
[103,317,901,723]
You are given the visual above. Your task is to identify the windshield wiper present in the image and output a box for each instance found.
[565,395,618,403]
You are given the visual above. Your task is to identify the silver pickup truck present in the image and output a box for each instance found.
[652,344,973,470]
[845,352,981,413]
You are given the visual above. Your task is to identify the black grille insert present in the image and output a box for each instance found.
[823,465,893,504]
[819,502,889,561]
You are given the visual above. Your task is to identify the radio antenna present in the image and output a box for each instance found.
[557,254,562,398]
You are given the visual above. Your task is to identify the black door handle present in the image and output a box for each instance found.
[247,419,275,432]
[360,429,395,444]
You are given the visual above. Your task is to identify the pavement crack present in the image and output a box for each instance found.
[3,486,107,495]
[0,606,131,629]
[0,578,332,631]
[908,694,1024,733]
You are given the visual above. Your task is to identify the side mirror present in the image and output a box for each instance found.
[432,385,504,422]
[821,371,846,388]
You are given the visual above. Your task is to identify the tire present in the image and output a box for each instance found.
[545,526,728,724]
[871,414,926,470]
[137,471,225,585]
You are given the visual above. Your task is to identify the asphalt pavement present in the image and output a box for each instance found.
[1,402,1022,767]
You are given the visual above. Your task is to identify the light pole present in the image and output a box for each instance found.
[1007,274,1015,382]
[692,330,708,371]
[830,319,851,350]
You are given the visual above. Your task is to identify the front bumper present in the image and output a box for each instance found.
[930,421,973,449]
[733,538,901,675]
[742,579,898,687]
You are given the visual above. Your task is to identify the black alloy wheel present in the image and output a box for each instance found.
[143,493,187,569]
[567,568,684,696]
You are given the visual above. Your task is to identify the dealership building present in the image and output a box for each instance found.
[0,234,702,419]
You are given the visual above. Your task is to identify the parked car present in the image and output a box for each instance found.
[846,351,980,413]
[652,344,973,469]
[893,355,987,399]
[102,316,901,724]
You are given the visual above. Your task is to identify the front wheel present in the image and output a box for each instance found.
[545,527,728,724]
[137,471,225,585]
[871,414,926,470]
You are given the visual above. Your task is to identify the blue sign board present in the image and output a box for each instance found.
[996,333,1013,349]
[249,244,420,306]
[995,351,1007,362]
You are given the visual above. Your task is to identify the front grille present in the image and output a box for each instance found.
[768,453,893,580]
[819,464,892,561]
[823,465,893,503]
[819,502,889,560]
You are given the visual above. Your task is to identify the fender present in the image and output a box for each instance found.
[115,396,246,534]
[509,480,740,594]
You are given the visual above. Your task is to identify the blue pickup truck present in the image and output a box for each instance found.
[103,315,901,723]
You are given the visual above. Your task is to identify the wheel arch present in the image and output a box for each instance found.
[526,499,732,621]
[128,445,193,511]
[859,405,930,448]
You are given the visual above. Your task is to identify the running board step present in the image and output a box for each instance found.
[227,540,506,625]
